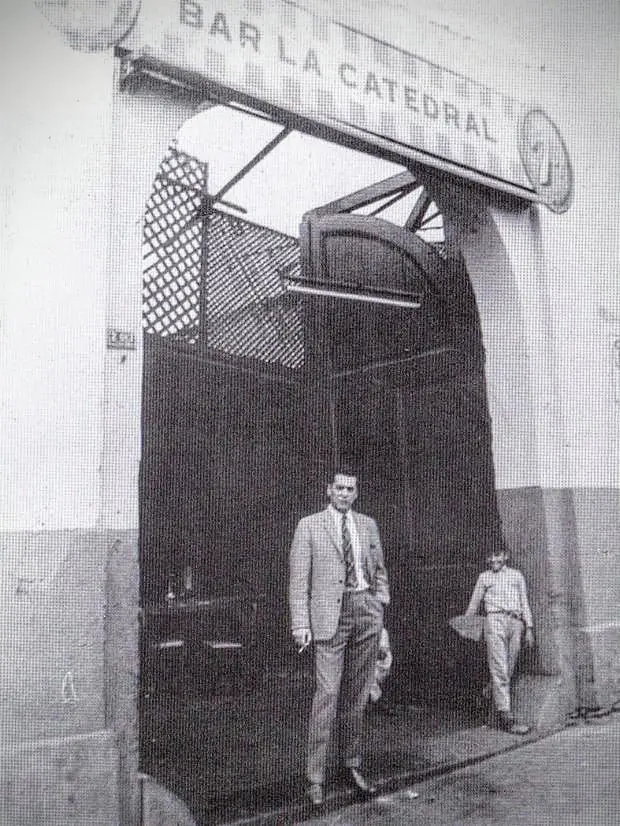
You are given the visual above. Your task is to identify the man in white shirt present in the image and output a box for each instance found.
[289,469,390,807]
[465,547,534,734]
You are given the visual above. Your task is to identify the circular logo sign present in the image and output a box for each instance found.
[35,0,141,52]
[518,109,573,213]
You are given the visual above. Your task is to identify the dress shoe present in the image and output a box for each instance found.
[498,712,530,735]
[508,722,530,735]
[306,783,324,807]
[342,767,377,798]
[497,710,514,730]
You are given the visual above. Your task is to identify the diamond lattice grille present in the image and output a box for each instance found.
[205,212,303,368]
[143,146,205,342]
[143,146,304,369]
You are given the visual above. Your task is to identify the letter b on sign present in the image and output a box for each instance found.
[180,0,203,28]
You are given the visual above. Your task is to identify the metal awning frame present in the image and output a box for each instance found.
[117,50,539,209]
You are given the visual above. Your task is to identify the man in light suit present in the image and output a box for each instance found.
[289,469,390,807]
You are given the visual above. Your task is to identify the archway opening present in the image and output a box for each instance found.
[139,102,497,820]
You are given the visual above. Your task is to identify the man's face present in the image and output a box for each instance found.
[488,553,507,572]
[327,473,358,512]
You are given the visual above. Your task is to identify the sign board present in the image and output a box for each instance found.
[120,0,572,208]
[35,0,141,51]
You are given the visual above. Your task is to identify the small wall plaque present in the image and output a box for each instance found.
[107,328,137,350]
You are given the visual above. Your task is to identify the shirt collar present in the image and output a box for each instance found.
[328,504,351,522]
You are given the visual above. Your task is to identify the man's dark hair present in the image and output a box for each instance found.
[330,463,359,483]
[485,538,510,561]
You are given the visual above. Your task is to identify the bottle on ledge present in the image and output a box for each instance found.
[166,574,176,607]
[183,565,193,599]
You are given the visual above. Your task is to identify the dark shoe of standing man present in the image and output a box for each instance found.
[498,710,530,735]
[340,767,377,799]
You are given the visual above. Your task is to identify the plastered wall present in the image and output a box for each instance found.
[0,7,135,824]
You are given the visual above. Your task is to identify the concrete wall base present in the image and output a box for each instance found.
[571,488,620,710]
[513,674,573,732]
[574,624,620,711]
[497,485,620,719]
[0,528,139,825]
[0,731,119,826]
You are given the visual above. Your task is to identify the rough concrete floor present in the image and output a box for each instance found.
[295,711,620,826]
[141,657,551,826]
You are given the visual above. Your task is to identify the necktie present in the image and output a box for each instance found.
[341,512,357,588]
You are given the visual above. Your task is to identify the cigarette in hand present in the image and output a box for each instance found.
[298,640,310,653]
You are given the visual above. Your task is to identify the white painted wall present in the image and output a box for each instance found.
[317,0,619,490]
[0,3,114,530]
[101,82,198,530]
[1,0,617,528]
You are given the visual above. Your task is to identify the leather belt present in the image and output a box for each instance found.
[487,609,523,621]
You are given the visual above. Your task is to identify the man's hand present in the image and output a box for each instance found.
[293,628,312,651]
[524,627,535,648]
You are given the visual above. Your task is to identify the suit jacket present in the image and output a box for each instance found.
[289,508,390,641]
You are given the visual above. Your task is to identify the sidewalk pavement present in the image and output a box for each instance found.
[213,694,578,826]
[292,710,620,826]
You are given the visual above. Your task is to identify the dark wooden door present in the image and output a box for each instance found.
[301,213,499,699]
